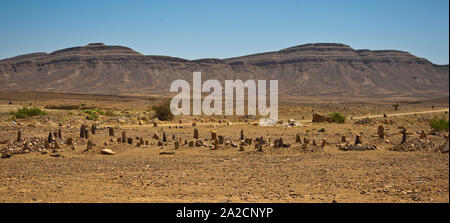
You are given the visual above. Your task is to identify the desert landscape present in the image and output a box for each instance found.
[0,90,448,203]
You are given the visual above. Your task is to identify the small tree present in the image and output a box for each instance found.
[152,100,174,121]
[393,104,399,111]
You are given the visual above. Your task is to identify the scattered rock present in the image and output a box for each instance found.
[101,149,116,155]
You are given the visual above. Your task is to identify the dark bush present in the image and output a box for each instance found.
[152,100,174,121]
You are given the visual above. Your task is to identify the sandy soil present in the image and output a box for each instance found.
[0,92,448,203]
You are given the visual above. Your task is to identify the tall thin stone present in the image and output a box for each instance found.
[48,132,53,143]
[58,129,62,139]
[80,125,86,138]
[355,135,362,145]
[240,130,244,140]
[194,128,199,139]
[122,131,126,143]
[17,131,22,142]
[109,127,115,137]
[377,126,384,139]
[401,129,407,144]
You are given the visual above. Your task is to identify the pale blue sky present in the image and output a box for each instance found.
[0,0,448,64]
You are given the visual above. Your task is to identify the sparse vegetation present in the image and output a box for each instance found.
[318,128,325,132]
[152,100,174,121]
[10,107,47,119]
[328,112,346,123]
[82,108,105,120]
[430,116,449,132]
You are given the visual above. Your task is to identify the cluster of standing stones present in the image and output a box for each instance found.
[3,119,447,159]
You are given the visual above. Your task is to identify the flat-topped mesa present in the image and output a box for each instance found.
[50,43,142,56]
[0,42,447,98]
[280,43,354,53]
[225,42,428,65]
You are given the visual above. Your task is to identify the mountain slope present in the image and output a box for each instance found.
[0,43,448,98]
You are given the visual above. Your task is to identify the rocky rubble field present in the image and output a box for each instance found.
[0,97,448,203]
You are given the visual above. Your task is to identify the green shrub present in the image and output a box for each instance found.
[10,107,47,119]
[82,109,105,115]
[430,117,449,132]
[318,128,325,132]
[152,100,174,121]
[328,112,346,123]
[82,109,104,120]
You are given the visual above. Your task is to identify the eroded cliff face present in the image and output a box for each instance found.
[0,43,448,98]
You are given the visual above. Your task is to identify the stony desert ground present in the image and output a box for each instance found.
[0,92,448,203]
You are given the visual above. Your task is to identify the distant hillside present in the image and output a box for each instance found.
[0,43,448,99]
